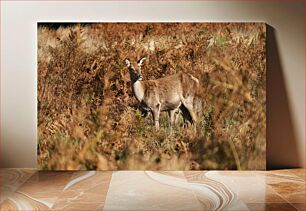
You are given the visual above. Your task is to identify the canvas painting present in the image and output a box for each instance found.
[38,23,266,170]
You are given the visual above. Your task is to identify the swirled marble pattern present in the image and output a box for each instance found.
[0,169,304,210]
[52,171,112,210]
[0,169,35,204]
[104,171,204,210]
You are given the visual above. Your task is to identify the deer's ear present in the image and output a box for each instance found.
[137,57,146,66]
[125,59,131,67]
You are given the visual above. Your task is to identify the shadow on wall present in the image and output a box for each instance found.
[266,25,300,169]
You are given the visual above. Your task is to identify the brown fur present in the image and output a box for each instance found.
[125,58,200,129]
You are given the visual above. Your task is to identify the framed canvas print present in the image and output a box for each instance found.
[37,22,266,170]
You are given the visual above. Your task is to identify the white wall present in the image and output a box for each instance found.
[1,1,304,168]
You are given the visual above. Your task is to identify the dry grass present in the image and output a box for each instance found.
[37,23,266,170]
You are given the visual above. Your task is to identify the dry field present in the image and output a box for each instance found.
[37,23,266,170]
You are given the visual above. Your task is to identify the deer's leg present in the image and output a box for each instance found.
[168,110,176,127]
[189,109,197,124]
[180,104,192,127]
[174,109,180,124]
[182,99,198,125]
[187,107,197,125]
[152,104,161,129]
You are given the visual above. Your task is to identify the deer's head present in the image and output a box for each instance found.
[125,57,146,83]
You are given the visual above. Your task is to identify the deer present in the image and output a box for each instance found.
[125,57,200,129]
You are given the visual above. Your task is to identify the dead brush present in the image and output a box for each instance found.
[38,23,266,170]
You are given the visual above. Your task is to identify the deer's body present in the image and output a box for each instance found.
[125,58,199,129]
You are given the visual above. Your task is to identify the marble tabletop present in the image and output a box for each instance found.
[0,169,304,210]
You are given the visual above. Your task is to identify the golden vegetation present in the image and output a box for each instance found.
[37,23,266,170]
